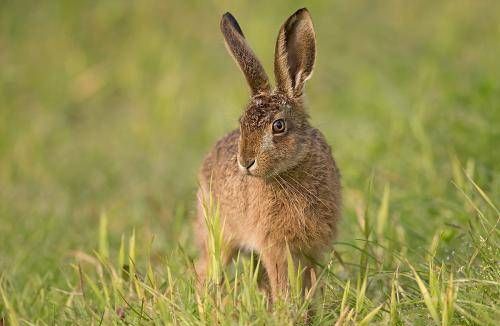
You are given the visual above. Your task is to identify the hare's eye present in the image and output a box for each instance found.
[272,119,286,134]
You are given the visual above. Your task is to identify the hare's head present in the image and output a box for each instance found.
[221,8,317,178]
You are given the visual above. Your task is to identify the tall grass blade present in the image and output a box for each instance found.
[376,183,390,239]
[98,212,109,260]
[358,304,383,326]
[0,280,19,326]
[409,263,440,325]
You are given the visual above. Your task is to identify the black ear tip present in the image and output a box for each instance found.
[221,11,244,37]
[284,8,311,27]
[222,12,234,20]
[284,8,312,31]
[292,8,311,20]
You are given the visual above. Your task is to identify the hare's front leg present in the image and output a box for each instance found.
[261,248,319,303]
[261,247,288,302]
[195,237,236,286]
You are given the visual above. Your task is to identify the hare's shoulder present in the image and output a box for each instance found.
[310,128,341,179]
[310,128,332,154]
[199,129,240,183]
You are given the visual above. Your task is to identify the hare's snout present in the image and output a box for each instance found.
[237,136,258,175]
[237,157,256,175]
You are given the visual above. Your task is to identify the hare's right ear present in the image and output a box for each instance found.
[220,12,271,95]
[274,8,316,98]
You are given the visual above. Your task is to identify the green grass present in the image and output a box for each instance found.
[0,0,499,324]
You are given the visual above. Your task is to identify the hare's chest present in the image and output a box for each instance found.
[239,177,336,251]
[251,190,319,246]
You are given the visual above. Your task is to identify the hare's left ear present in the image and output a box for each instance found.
[274,8,316,98]
[221,12,271,95]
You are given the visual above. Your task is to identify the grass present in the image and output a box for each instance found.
[0,0,499,324]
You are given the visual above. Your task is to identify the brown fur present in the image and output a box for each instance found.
[195,8,341,303]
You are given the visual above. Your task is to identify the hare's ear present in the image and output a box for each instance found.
[274,8,316,98]
[220,12,271,95]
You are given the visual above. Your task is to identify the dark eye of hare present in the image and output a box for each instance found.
[272,119,286,134]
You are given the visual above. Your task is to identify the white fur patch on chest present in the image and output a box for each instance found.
[242,231,261,251]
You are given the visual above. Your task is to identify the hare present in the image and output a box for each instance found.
[195,8,341,302]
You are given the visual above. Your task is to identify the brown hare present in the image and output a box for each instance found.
[195,8,341,303]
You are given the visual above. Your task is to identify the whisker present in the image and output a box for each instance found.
[274,175,299,216]
[283,172,333,211]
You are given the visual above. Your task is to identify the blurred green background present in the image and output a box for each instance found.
[0,0,499,323]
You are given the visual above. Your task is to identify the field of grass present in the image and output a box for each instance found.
[0,0,499,324]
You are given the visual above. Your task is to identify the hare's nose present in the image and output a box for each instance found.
[244,159,256,169]
[238,158,256,173]
[241,159,255,170]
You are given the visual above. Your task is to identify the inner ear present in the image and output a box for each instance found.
[274,8,316,98]
[285,19,315,89]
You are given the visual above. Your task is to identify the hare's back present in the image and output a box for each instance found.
[199,129,240,190]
